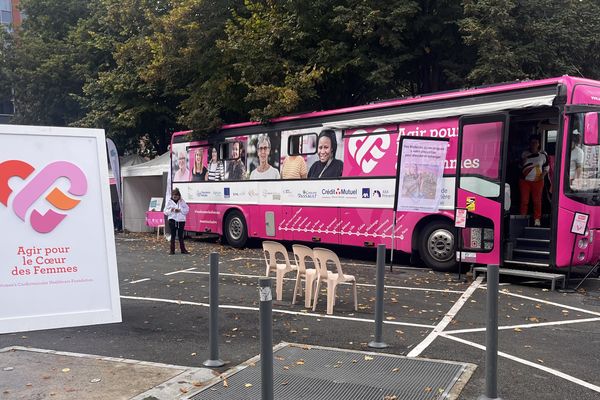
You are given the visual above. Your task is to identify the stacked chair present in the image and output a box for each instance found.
[262,241,358,315]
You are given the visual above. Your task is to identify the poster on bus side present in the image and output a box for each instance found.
[395,137,449,212]
[0,124,121,334]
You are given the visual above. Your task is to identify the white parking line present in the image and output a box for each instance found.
[120,295,435,329]
[407,275,484,358]
[171,269,464,294]
[496,290,600,317]
[444,316,600,335]
[128,278,151,284]
[164,267,197,276]
[440,333,600,394]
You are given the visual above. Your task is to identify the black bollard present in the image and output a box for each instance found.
[259,277,274,400]
[478,265,502,400]
[203,252,225,368]
[368,244,389,349]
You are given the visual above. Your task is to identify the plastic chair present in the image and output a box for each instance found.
[262,241,297,301]
[156,224,165,239]
[292,244,318,308]
[311,247,358,315]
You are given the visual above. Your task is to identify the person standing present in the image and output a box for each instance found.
[164,188,190,254]
[519,135,549,226]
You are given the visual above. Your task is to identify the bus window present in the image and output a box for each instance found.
[288,133,317,155]
[567,114,600,197]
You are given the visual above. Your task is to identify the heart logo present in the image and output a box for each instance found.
[347,132,391,173]
[0,160,87,233]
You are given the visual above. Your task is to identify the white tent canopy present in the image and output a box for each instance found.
[121,152,170,232]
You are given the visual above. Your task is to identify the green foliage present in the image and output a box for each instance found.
[461,0,600,84]
[4,0,600,153]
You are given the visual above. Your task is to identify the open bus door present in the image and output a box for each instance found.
[455,114,509,266]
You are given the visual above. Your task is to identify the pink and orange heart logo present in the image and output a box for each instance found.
[0,160,87,233]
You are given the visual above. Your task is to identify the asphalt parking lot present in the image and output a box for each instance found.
[2,232,600,399]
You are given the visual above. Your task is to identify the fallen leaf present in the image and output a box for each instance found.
[61,368,70,373]
[223,378,229,388]
[192,381,204,387]
[391,368,400,372]
[364,355,374,361]
[244,383,253,388]
[514,328,522,332]
[179,387,189,394]
[537,359,544,364]
[296,360,305,365]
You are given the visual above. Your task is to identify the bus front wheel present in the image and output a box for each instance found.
[418,220,457,272]
[224,210,248,248]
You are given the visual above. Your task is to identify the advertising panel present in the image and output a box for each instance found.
[0,125,121,333]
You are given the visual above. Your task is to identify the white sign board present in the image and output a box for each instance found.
[0,125,121,333]
[571,212,589,235]
[148,197,163,211]
[395,137,449,212]
[455,208,467,228]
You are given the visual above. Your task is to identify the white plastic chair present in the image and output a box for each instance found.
[292,244,317,308]
[262,241,297,301]
[311,247,358,315]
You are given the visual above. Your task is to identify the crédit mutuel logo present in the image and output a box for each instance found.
[0,160,87,233]
[347,133,391,173]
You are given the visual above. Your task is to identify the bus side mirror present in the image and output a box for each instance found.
[584,112,600,145]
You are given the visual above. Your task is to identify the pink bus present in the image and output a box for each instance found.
[171,76,600,272]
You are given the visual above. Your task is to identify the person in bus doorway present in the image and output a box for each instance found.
[206,147,225,181]
[308,129,344,179]
[226,141,247,180]
[250,135,281,179]
[570,130,584,189]
[191,148,207,181]
[519,134,549,226]
[165,188,190,254]
[173,150,192,181]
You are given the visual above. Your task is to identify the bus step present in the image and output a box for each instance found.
[515,237,550,250]
[504,259,550,268]
[513,248,550,257]
[522,227,551,240]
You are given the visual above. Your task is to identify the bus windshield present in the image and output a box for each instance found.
[566,113,600,200]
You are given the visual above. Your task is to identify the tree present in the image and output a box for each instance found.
[461,0,600,84]
[74,0,179,155]
[7,0,91,126]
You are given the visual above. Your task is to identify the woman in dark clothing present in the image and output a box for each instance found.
[308,129,343,179]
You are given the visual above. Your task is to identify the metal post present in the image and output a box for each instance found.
[203,252,225,367]
[259,278,274,400]
[457,227,463,281]
[369,244,388,349]
[478,264,502,400]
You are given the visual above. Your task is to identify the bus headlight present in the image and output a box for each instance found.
[578,238,589,249]
[578,252,586,261]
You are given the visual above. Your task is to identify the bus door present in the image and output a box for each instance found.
[455,114,509,266]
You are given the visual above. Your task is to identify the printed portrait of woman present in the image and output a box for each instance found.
[173,149,192,182]
[250,135,280,180]
[206,146,225,181]
[307,129,344,179]
[191,148,207,182]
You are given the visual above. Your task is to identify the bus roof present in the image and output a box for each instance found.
[172,75,596,138]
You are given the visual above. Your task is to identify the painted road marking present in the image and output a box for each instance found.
[441,333,600,394]
[407,275,484,358]
[120,295,435,329]
[128,278,151,284]
[444,316,600,335]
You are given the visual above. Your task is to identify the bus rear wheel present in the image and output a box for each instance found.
[224,210,248,248]
[418,220,457,272]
